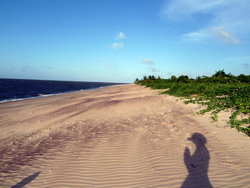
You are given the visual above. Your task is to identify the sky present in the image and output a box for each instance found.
[0,0,250,83]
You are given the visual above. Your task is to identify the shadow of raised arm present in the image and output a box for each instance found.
[181,133,213,188]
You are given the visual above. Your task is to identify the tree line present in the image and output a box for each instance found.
[134,70,250,84]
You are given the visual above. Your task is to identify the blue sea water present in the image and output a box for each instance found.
[0,79,125,103]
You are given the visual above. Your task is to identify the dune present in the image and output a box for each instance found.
[0,84,249,187]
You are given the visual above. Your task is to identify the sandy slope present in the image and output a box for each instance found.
[0,84,249,187]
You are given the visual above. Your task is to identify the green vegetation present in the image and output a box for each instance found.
[134,70,250,136]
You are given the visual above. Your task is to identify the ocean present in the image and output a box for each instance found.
[0,79,125,103]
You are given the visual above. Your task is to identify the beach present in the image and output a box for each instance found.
[0,84,249,187]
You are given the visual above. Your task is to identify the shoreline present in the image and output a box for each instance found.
[0,83,129,104]
[1,84,249,187]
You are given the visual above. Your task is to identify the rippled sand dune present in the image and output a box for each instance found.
[0,84,249,187]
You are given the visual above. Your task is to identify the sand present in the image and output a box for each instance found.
[0,84,249,188]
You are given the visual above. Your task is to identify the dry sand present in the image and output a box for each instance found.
[0,84,249,188]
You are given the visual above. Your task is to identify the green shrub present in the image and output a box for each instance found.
[135,71,250,136]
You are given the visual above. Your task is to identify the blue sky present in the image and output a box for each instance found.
[1,0,250,83]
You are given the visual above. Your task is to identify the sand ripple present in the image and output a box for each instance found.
[0,84,250,187]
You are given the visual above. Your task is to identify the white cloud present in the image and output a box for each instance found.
[181,29,212,43]
[181,27,241,44]
[141,59,155,65]
[211,27,241,44]
[45,66,52,70]
[21,65,36,73]
[141,59,160,72]
[114,32,127,40]
[160,0,250,44]
[111,43,124,49]
[148,66,160,72]
[160,0,228,21]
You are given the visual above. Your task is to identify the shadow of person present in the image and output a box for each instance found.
[181,133,213,188]
[11,171,41,188]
